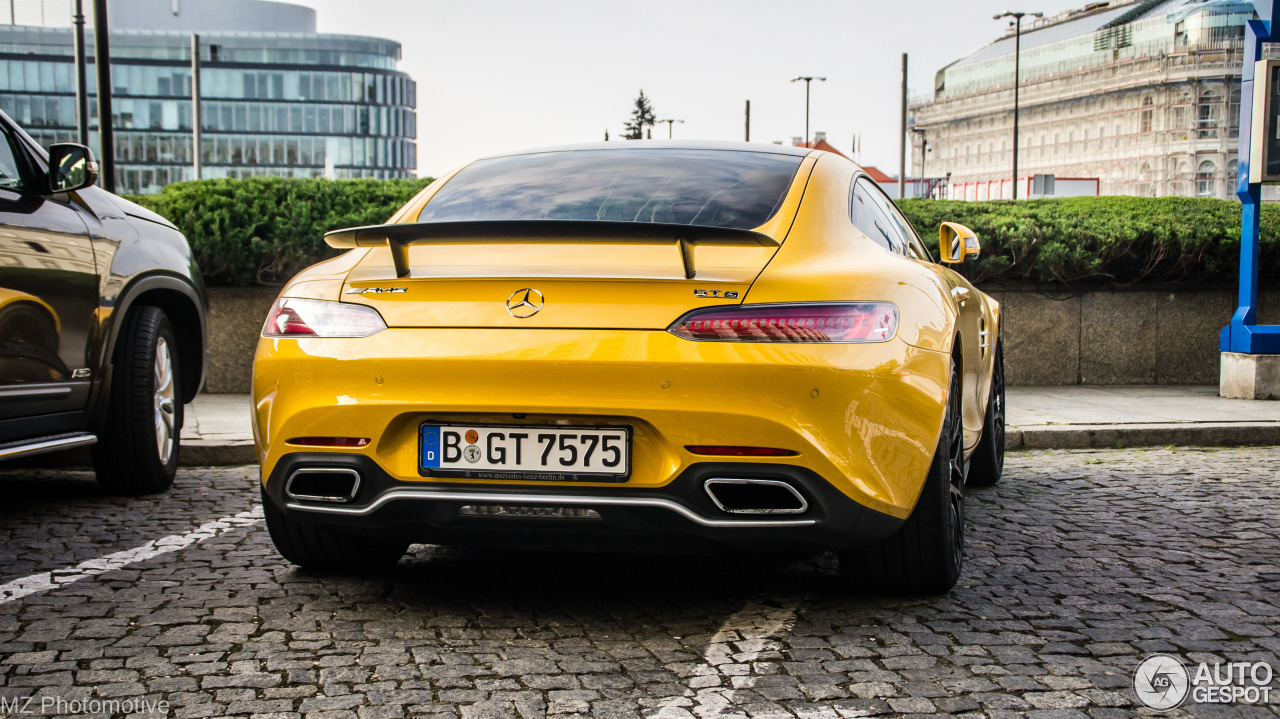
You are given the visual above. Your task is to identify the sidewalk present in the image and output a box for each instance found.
[180,386,1280,466]
[180,394,256,466]
[1006,385,1280,449]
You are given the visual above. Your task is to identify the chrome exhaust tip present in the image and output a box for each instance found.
[704,478,808,515]
[285,468,362,504]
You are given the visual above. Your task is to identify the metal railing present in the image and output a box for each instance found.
[3,0,82,28]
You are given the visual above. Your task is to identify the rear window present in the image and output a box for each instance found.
[416,149,805,231]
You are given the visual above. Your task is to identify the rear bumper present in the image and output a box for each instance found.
[264,453,905,552]
[252,329,950,519]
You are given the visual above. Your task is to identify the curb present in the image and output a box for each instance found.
[180,441,257,467]
[1007,423,1280,450]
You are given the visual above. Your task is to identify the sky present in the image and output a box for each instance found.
[287,0,1089,178]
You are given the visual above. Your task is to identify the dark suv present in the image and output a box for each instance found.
[0,110,206,493]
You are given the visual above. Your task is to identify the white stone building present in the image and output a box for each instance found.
[910,0,1253,200]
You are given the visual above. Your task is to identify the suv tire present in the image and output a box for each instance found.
[93,306,181,495]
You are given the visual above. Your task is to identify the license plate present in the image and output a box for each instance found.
[419,424,631,481]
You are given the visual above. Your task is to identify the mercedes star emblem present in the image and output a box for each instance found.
[505,288,545,318]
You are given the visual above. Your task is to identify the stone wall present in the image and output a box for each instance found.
[204,287,279,393]
[202,286,1273,393]
[993,289,1277,386]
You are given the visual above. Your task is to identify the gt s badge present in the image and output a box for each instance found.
[346,287,407,294]
[694,289,739,299]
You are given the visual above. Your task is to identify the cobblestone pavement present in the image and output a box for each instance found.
[0,447,1277,718]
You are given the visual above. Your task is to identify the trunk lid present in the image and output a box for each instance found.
[340,229,779,330]
[336,149,816,330]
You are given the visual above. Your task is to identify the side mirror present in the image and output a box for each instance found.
[939,222,980,264]
[48,143,99,194]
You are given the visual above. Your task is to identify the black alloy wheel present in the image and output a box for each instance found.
[968,341,1005,487]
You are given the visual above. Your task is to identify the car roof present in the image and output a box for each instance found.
[477,140,815,161]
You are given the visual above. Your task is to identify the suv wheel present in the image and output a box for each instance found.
[93,306,181,494]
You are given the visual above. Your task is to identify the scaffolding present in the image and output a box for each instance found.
[911,1,1247,199]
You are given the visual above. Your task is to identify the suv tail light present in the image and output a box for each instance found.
[264,298,387,338]
[669,303,898,343]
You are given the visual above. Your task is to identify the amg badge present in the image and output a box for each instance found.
[345,287,408,294]
[694,289,740,299]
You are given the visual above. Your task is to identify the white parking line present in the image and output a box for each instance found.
[0,507,263,605]
[647,600,800,719]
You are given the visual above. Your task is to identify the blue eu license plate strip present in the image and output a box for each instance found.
[421,425,442,468]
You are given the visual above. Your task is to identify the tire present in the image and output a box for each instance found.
[93,306,181,495]
[263,489,408,571]
[840,356,965,595]
[967,341,1005,487]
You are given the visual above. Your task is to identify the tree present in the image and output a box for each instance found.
[623,90,656,140]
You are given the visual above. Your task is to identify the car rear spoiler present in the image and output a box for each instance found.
[323,220,781,279]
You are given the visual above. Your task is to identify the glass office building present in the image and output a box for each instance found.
[0,0,417,194]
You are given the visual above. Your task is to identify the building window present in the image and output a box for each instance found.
[1172,106,1191,136]
[1197,160,1216,197]
[1138,162,1153,197]
[1140,96,1154,133]
[1229,90,1241,139]
[1199,91,1221,139]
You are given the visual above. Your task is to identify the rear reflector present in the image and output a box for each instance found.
[686,445,798,457]
[670,302,898,343]
[287,437,371,448]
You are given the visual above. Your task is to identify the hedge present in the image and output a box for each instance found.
[127,176,433,286]
[896,196,1280,288]
[128,179,1277,288]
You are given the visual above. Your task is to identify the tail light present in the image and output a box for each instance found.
[263,298,387,338]
[669,303,898,343]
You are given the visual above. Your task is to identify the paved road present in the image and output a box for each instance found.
[0,448,1277,718]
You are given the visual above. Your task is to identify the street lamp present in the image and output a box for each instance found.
[995,10,1042,200]
[912,126,930,198]
[790,76,826,146]
[656,119,684,139]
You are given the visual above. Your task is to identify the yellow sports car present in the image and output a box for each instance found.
[253,141,1004,594]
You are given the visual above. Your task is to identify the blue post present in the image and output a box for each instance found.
[1223,6,1280,353]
